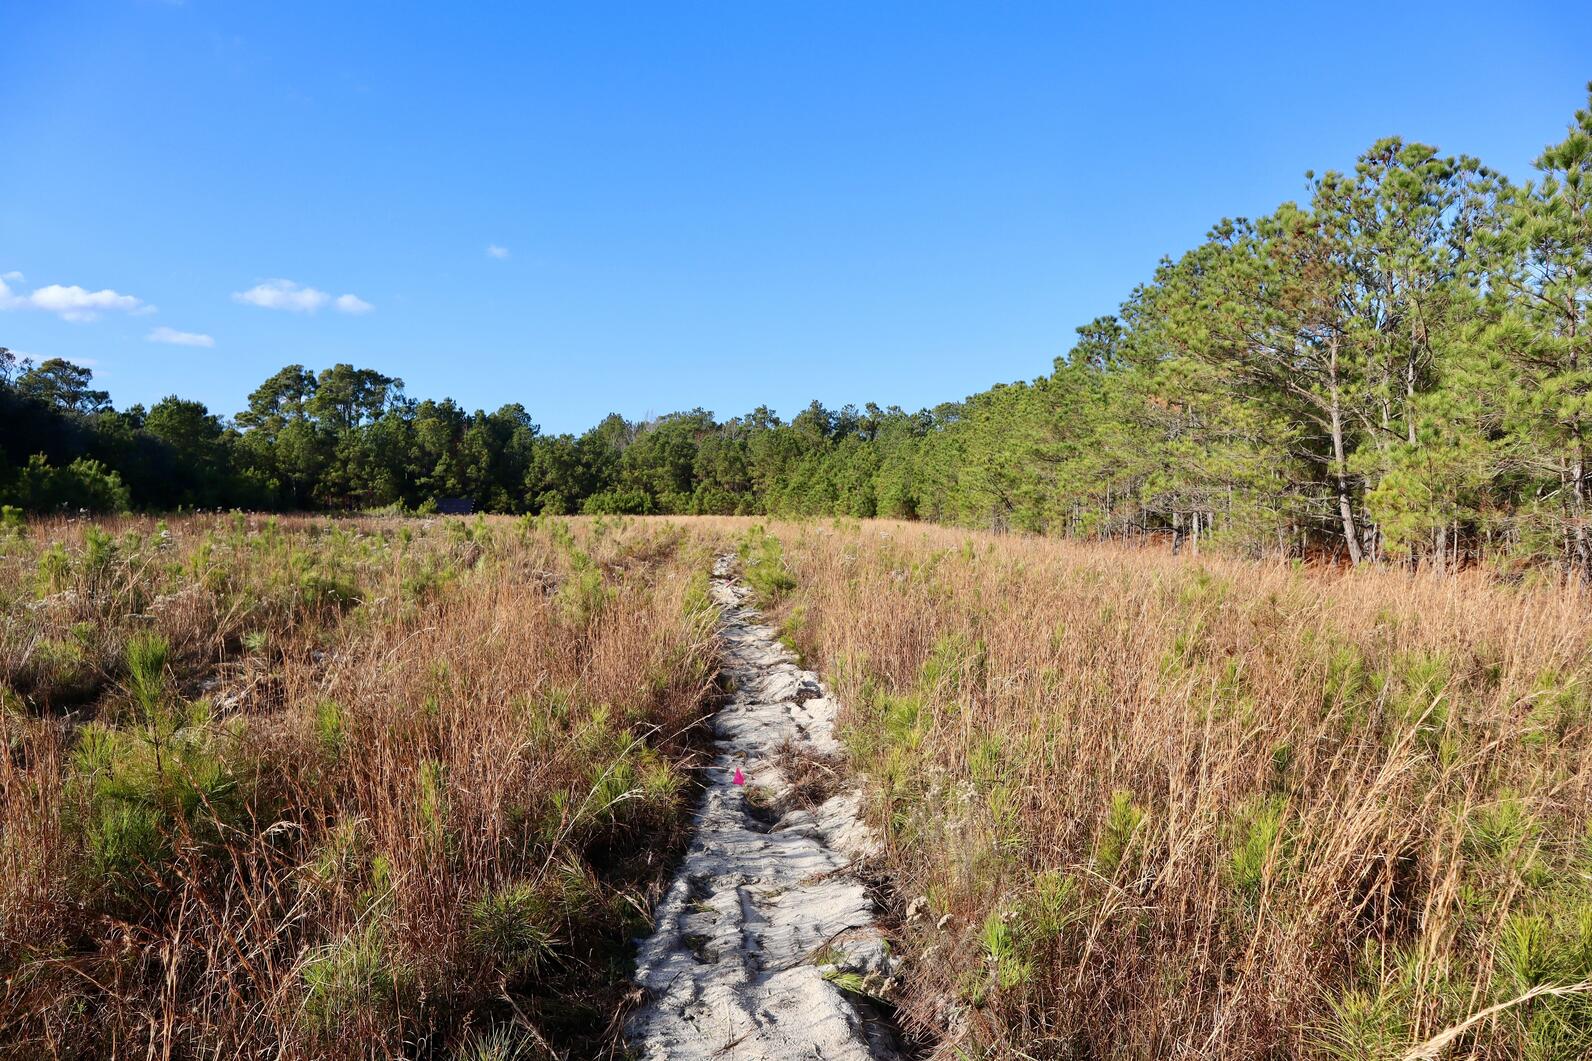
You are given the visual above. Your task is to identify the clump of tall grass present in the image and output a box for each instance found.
[743,518,1592,1059]
[0,513,725,1058]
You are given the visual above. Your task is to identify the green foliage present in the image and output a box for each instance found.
[980,911,1033,991]
[1022,869,1083,940]
[300,925,413,1033]
[555,552,612,626]
[298,571,360,612]
[581,488,654,515]
[820,967,874,996]
[919,632,985,698]
[124,632,169,719]
[35,541,70,595]
[1380,651,1451,750]
[1465,796,1536,863]
[1095,788,1147,875]
[1322,642,1376,721]
[967,733,1005,790]
[738,525,796,604]
[307,818,365,890]
[681,572,715,619]
[313,699,347,757]
[1490,907,1592,1057]
[417,758,447,847]
[1228,796,1288,900]
[7,454,131,514]
[1525,671,1591,744]
[68,698,246,902]
[1318,984,1414,1061]
[468,882,557,975]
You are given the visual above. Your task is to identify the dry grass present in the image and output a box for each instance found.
[1,513,726,1059]
[11,511,1592,1059]
[708,518,1592,1060]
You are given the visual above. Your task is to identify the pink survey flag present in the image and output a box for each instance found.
[732,767,746,785]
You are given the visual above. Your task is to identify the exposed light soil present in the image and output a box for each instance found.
[629,556,901,1060]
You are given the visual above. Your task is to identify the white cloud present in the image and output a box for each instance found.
[486,244,510,259]
[0,276,151,322]
[148,326,215,348]
[232,278,330,312]
[233,278,372,315]
[1,271,23,282]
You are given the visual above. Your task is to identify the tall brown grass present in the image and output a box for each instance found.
[1,513,724,1059]
[730,518,1592,1059]
[12,512,1592,1058]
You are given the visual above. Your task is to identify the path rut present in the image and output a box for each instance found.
[629,556,900,1060]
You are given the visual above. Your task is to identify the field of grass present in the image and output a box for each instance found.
[1,513,724,1059]
[8,512,1592,1059]
[737,519,1592,1060]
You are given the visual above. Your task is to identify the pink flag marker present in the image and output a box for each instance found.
[732,766,746,785]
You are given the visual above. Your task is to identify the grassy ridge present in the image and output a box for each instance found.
[752,519,1592,1059]
[1,514,723,1058]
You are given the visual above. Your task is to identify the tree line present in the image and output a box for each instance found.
[5,88,1591,574]
[0,350,939,520]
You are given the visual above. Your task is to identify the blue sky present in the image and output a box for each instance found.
[1,2,1587,434]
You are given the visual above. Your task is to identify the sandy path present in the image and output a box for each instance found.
[628,556,900,1060]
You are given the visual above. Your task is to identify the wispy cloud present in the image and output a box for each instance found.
[0,275,153,322]
[1,271,23,283]
[148,326,215,348]
[486,244,510,260]
[233,278,373,314]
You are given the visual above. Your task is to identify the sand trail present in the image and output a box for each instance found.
[629,556,900,1060]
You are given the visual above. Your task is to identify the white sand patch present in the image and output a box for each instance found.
[629,556,901,1060]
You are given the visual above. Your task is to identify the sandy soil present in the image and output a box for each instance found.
[628,556,901,1060]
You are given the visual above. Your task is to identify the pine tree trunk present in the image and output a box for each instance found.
[1569,302,1589,581]
[1329,339,1364,565]
[1405,356,1418,447]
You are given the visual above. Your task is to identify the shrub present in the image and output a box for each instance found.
[738,525,796,604]
[9,453,131,513]
[124,632,170,719]
[69,703,245,903]
[1095,788,1146,875]
[301,926,412,1033]
[468,883,557,976]
[580,488,653,515]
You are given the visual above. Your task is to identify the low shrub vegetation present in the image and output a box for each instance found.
[13,510,1592,1058]
[740,518,1592,1059]
[0,513,723,1058]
